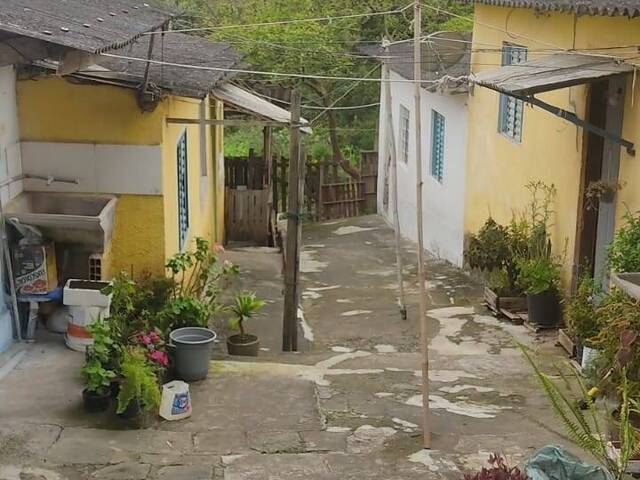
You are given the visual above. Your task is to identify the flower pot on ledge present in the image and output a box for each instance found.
[227,334,260,357]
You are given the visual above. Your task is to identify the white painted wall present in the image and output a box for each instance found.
[20,142,163,195]
[377,69,468,267]
[0,66,21,352]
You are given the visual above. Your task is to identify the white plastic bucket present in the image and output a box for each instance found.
[581,345,599,372]
[65,305,109,352]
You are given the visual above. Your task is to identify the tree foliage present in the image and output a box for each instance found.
[169,0,473,172]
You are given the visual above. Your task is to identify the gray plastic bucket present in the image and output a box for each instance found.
[169,327,217,382]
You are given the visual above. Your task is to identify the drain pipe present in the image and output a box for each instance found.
[0,173,79,188]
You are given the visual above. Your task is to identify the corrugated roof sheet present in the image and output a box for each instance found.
[0,0,175,54]
[211,83,312,133]
[362,31,471,93]
[457,1,640,17]
[472,53,635,95]
[91,33,243,98]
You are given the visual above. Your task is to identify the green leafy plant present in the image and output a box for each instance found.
[116,348,161,414]
[517,255,562,294]
[161,296,212,331]
[565,276,599,341]
[518,342,640,480]
[608,210,640,274]
[228,292,265,339]
[81,357,115,396]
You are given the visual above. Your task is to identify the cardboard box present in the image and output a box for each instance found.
[13,243,58,295]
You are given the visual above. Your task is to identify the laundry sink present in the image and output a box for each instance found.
[4,192,117,250]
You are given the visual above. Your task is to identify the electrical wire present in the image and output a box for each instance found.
[98,52,457,84]
[143,4,413,35]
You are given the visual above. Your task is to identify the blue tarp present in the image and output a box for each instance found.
[525,445,613,480]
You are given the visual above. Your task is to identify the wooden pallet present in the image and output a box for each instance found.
[557,328,576,356]
[523,316,560,333]
[499,308,525,325]
[484,287,527,313]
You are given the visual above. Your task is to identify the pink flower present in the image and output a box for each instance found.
[148,331,160,343]
[149,350,169,367]
[139,334,152,345]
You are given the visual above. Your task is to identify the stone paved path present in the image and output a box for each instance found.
[0,215,570,479]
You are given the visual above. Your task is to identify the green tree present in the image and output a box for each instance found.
[169,0,472,175]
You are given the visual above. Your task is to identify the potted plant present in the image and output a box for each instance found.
[517,254,562,327]
[466,217,528,314]
[227,292,265,356]
[116,347,161,419]
[564,276,598,361]
[81,356,115,412]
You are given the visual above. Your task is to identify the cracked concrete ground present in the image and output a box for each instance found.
[0,215,572,479]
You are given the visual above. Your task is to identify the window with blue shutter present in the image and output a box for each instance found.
[177,130,189,250]
[399,104,410,163]
[498,42,527,141]
[430,110,445,183]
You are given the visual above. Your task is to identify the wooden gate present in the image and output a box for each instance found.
[225,188,270,243]
[318,180,365,220]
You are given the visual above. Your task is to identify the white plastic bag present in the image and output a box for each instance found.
[159,380,192,420]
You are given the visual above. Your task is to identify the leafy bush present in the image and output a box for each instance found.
[517,256,562,294]
[608,210,640,273]
[462,454,528,480]
[82,317,116,395]
[565,276,598,341]
[81,358,115,396]
[117,348,161,414]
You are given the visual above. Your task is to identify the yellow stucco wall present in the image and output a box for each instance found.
[465,5,640,285]
[161,95,220,260]
[17,76,163,144]
[16,77,225,278]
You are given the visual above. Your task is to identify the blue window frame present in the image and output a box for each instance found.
[399,104,410,163]
[430,110,445,182]
[498,42,527,141]
[177,130,189,250]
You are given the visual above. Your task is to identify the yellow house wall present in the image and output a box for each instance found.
[465,5,640,286]
[161,95,220,259]
[16,78,164,278]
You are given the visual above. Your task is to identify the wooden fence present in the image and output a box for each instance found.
[224,188,270,243]
[224,150,378,242]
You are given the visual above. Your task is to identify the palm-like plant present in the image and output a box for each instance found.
[228,292,265,340]
[518,342,640,480]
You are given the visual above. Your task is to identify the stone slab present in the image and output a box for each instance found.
[301,431,347,453]
[155,464,213,480]
[247,431,302,453]
[193,429,248,455]
[92,462,150,480]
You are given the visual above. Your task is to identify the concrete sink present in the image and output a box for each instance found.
[5,192,117,250]
[611,272,640,300]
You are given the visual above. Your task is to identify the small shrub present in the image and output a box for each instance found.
[565,276,598,341]
[462,454,528,480]
[517,256,562,294]
[229,292,265,339]
[117,348,161,414]
[608,210,640,273]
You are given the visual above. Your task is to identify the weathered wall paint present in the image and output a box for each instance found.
[377,69,467,267]
[161,95,218,260]
[465,5,640,286]
[17,77,163,144]
[15,77,223,279]
[108,194,166,277]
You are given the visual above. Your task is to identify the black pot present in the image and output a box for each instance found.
[227,334,260,356]
[117,398,142,419]
[109,380,120,399]
[527,290,560,327]
[82,388,110,413]
[575,337,584,363]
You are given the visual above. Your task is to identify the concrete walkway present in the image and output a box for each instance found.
[0,215,570,479]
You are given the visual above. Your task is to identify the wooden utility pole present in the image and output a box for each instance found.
[283,91,302,352]
[413,0,431,449]
[383,43,407,320]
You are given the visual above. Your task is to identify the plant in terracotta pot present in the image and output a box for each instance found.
[227,292,265,356]
[116,347,161,419]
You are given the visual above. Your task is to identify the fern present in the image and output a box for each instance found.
[517,343,640,479]
[117,348,161,414]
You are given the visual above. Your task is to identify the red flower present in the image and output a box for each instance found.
[149,350,169,367]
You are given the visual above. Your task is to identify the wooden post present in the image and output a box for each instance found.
[264,126,274,244]
[384,43,407,320]
[283,91,302,352]
[317,162,324,221]
[413,1,430,449]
